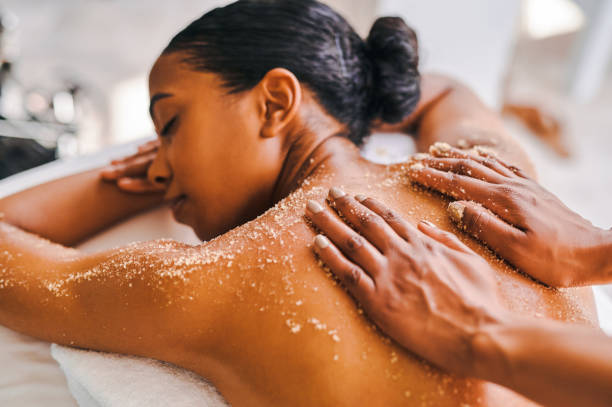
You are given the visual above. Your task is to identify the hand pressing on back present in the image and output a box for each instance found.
[406,143,611,287]
[305,188,507,376]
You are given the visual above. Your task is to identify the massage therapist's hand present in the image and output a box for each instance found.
[305,188,507,376]
[100,139,165,193]
[407,143,611,287]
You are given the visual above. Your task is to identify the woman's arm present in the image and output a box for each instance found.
[0,220,219,363]
[0,168,164,246]
[305,192,612,407]
[377,73,535,176]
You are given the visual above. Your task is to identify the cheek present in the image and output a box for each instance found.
[169,96,274,236]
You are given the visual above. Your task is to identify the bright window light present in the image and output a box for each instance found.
[524,0,585,39]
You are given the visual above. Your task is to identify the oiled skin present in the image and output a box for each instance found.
[0,74,597,406]
[156,147,594,406]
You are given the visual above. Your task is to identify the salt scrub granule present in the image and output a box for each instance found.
[412,153,430,161]
[409,163,424,171]
[285,319,302,334]
[328,329,340,342]
[429,141,452,155]
[447,202,465,224]
[307,317,327,331]
[473,145,498,157]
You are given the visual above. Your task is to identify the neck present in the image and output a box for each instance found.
[272,134,364,202]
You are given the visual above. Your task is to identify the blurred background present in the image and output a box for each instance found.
[0,0,610,228]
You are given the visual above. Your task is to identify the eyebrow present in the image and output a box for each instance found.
[149,93,173,118]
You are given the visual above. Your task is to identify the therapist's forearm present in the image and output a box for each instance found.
[472,318,612,407]
[0,168,163,246]
[587,228,612,285]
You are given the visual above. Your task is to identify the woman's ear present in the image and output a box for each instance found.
[258,68,302,139]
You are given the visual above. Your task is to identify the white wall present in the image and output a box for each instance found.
[376,0,521,108]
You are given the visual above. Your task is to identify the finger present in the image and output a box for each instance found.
[427,142,516,178]
[108,149,151,166]
[447,200,525,262]
[105,143,158,171]
[117,177,166,193]
[472,147,530,179]
[420,157,505,184]
[416,220,474,254]
[312,234,376,297]
[137,139,160,154]
[407,163,494,203]
[305,200,385,276]
[101,153,156,180]
[355,196,421,244]
[327,188,402,253]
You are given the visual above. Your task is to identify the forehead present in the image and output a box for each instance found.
[149,52,221,97]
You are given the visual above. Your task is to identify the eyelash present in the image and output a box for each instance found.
[160,116,178,137]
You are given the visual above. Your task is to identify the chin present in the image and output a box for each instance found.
[192,220,218,242]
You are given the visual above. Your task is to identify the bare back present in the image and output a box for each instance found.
[173,157,596,406]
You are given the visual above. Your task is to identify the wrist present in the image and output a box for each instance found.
[583,227,612,284]
[469,311,515,384]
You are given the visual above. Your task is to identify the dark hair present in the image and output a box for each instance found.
[164,0,420,144]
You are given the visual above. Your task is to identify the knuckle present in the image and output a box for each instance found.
[494,185,516,205]
[359,212,381,228]
[457,159,471,174]
[465,208,487,235]
[344,267,362,286]
[382,209,400,224]
[345,235,365,252]
[422,240,435,251]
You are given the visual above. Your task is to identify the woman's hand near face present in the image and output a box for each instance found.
[305,188,507,377]
[406,143,612,287]
[100,139,166,193]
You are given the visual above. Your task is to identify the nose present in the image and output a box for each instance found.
[147,147,171,188]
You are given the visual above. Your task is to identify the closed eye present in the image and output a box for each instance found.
[161,116,178,137]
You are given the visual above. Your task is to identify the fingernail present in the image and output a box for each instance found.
[429,142,452,155]
[413,153,430,161]
[307,200,323,214]
[448,202,465,223]
[329,187,346,199]
[420,220,435,227]
[474,145,497,157]
[409,163,424,171]
[314,234,330,249]
[355,194,367,202]
[457,139,469,149]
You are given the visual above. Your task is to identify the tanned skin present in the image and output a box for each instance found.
[0,54,597,406]
[307,188,612,407]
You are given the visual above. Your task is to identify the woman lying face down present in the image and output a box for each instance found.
[0,1,598,406]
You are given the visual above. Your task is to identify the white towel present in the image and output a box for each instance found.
[50,345,228,407]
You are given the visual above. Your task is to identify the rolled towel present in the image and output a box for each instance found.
[51,344,229,407]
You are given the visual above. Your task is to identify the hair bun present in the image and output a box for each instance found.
[366,16,420,124]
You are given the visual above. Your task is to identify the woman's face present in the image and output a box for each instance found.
[148,53,286,240]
